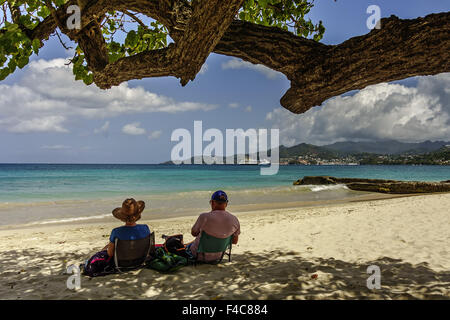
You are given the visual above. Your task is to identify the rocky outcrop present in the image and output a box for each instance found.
[294,176,450,194]
[345,181,450,194]
[294,176,399,185]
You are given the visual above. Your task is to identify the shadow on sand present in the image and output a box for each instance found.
[0,248,449,299]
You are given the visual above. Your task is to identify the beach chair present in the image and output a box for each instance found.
[197,231,233,264]
[114,231,155,272]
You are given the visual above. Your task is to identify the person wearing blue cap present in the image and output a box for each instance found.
[186,190,241,262]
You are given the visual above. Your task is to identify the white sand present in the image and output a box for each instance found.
[0,193,449,300]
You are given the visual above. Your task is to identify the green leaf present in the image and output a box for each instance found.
[8,59,17,73]
[125,30,138,48]
[17,55,29,69]
[82,73,94,85]
[6,23,20,31]
[37,6,50,18]
[0,68,10,81]
[238,0,325,40]
[32,39,41,54]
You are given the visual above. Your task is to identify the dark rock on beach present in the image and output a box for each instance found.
[346,181,450,194]
[293,176,450,194]
[294,176,398,185]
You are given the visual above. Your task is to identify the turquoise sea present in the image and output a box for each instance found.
[0,164,448,227]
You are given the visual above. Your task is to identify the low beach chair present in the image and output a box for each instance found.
[114,231,155,272]
[197,231,233,264]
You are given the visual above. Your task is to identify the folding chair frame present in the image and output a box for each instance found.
[197,232,233,265]
[114,231,155,273]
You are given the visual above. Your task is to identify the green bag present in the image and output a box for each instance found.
[146,247,188,273]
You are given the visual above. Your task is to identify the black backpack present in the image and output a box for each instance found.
[162,234,191,259]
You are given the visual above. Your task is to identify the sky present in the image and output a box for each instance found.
[0,0,449,163]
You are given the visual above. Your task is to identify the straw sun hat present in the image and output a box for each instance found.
[112,198,145,223]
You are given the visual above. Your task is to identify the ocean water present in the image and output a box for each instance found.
[0,164,448,227]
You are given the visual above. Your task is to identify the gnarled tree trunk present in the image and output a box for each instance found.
[17,0,450,113]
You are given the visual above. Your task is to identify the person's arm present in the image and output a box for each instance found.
[106,242,115,257]
[191,214,205,237]
[232,220,241,244]
[106,229,116,257]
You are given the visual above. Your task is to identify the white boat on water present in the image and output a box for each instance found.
[238,158,258,165]
[237,156,271,165]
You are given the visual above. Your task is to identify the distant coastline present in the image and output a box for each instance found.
[162,139,450,166]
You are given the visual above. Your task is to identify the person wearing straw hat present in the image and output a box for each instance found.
[103,198,151,257]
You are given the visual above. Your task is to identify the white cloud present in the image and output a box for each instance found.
[122,122,146,135]
[266,73,450,146]
[222,58,283,80]
[148,130,162,140]
[8,116,68,133]
[41,145,71,150]
[228,103,239,108]
[0,59,217,133]
[94,121,110,135]
[245,105,252,112]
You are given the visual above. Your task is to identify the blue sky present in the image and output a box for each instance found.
[0,1,449,163]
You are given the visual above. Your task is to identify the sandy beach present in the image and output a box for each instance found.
[0,193,449,300]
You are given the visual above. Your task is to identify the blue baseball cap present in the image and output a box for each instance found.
[211,190,228,203]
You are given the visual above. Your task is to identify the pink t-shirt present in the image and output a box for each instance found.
[189,210,240,262]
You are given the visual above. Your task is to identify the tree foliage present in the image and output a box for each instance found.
[0,1,447,114]
[0,0,323,84]
[239,0,324,40]
[0,0,51,80]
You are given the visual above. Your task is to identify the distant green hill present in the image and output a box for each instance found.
[415,146,450,163]
[279,143,341,159]
[161,141,450,164]
[323,140,449,155]
[359,146,450,165]
[432,146,450,157]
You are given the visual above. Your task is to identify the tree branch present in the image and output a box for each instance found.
[93,47,176,87]
[281,13,450,113]
[94,0,244,88]
[5,1,450,115]
[214,20,328,76]
[124,10,148,29]
[93,5,450,114]
[7,2,22,25]
[171,0,244,85]
[75,18,109,71]
[27,0,184,43]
